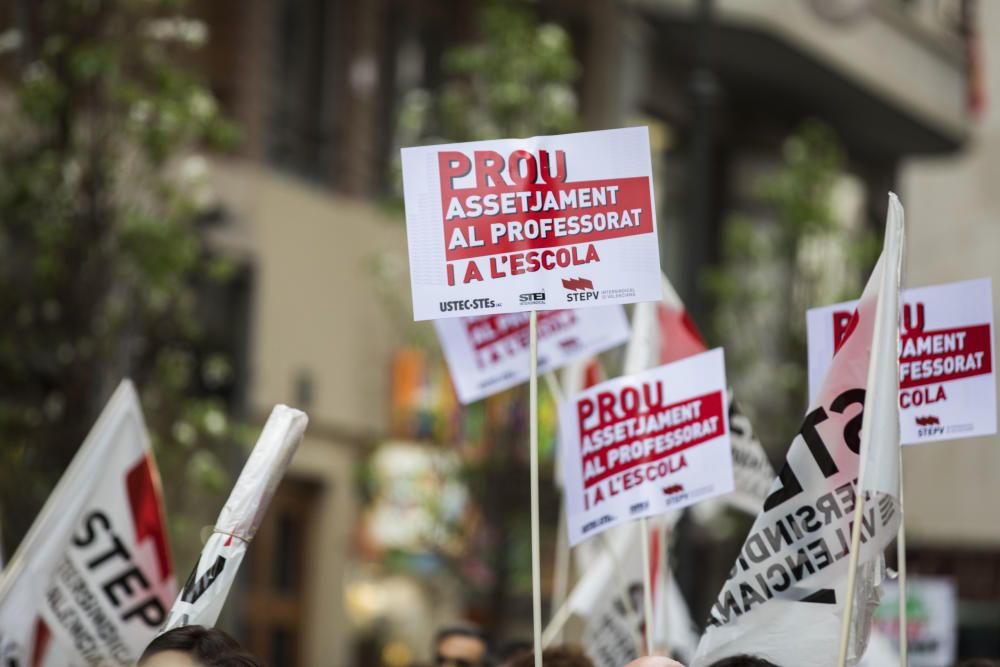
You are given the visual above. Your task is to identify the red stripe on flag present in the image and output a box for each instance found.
[127,454,173,581]
[31,618,51,667]
[656,304,707,365]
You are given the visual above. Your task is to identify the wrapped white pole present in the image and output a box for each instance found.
[162,405,308,631]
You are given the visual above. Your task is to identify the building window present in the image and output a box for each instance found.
[267,0,336,182]
[239,478,323,667]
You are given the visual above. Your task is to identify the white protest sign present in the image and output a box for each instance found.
[0,381,175,667]
[807,278,996,444]
[872,577,957,667]
[435,307,630,403]
[401,127,662,320]
[560,348,732,546]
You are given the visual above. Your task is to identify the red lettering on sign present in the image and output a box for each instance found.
[438,148,652,263]
[898,323,992,388]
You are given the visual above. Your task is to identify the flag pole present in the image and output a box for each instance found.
[897,460,908,667]
[640,517,655,656]
[661,521,672,657]
[838,196,902,667]
[545,369,571,643]
[837,485,868,666]
[837,278,885,666]
[551,503,571,643]
[529,310,543,667]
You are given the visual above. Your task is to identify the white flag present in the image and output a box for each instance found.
[0,380,175,667]
[694,194,905,667]
[565,522,698,667]
[162,404,308,631]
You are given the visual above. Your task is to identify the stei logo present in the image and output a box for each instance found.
[519,291,546,305]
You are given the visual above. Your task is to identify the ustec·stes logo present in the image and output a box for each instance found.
[562,277,598,303]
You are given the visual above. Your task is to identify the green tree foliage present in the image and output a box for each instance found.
[375,0,580,344]
[0,0,244,568]
[396,1,578,148]
[705,120,879,451]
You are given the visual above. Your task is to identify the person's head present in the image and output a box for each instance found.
[434,624,491,667]
[139,626,263,667]
[706,656,779,667]
[506,646,595,667]
[495,639,532,667]
[623,658,685,667]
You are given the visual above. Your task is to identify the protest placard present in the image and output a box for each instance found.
[558,523,698,667]
[807,277,996,444]
[559,348,732,546]
[401,127,661,320]
[435,306,629,403]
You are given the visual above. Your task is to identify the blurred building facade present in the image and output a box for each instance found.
[900,0,1000,656]
[182,0,989,664]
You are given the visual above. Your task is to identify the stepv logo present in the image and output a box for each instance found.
[562,277,593,291]
[562,277,598,303]
[915,415,944,438]
[519,291,546,305]
[558,337,581,351]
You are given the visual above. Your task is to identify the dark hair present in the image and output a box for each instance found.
[506,646,595,667]
[956,661,1000,667]
[435,623,492,652]
[496,639,533,663]
[139,625,264,667]
[708,656,780,667]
